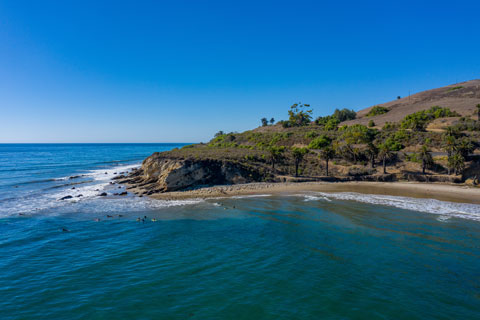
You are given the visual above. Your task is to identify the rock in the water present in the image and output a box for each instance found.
[119,191,128,196]
[98,192,107,197]
[59,195,73,200]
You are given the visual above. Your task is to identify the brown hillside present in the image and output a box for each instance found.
[343,79,480,127]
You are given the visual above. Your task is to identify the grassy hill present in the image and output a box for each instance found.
[343,79,480,127]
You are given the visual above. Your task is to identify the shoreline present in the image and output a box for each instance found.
[128,181,480,205]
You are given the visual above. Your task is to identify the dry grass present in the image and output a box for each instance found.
[343,79,480,127]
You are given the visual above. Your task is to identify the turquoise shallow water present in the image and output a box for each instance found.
[1,144,480,319]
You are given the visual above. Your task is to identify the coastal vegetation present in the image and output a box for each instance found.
[151,102,479,185]
[124,81,480,194]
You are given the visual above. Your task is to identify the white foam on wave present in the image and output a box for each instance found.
[230,194,272,199]
[299,192,480,221]
[297,194,332,202]
[85,164,139,181]
[0,163,207,218]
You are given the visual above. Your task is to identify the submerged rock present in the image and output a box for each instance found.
[59,195,73,200]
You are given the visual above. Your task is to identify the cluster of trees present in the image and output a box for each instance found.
[278,104,356,130]
[315,108,356,130]
[260,118,275,127]
[266,145,309,177]
[264,122,476,178]
[214,103,480,179]
[443,128,475,175]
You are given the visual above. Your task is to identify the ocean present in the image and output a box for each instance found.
[1,143,480,319]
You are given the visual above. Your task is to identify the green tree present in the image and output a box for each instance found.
[214,131,225,138]
[456,138,474,158]
[333,108,356,122]
[418,144,433,174]
[448,152,465,175]
[339,124,377,163]
[476,104,480,121]
[366,142,378,168]
[308,135,332,150]
[319,146,335,176]
[368,120,375,127]
[267,146,285,171]
[292,147,309,177]
[269,118,275,125]
[378,143,394,174]
[443,135,456,175]
[261,118,268,127]
[288,103,313,127]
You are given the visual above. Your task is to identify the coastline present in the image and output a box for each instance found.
[128,181,480,205]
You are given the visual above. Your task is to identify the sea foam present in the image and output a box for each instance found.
[0,163,204,218]
[300,192,480,221]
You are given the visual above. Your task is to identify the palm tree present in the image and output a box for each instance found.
[418,144,433,174]
[456,138,474,158]
[378,143,393,174]
[267,146,285,172]
[269,118,275,125]
[261,118,268,127]
[319,146,335,176]
[292,147,309,177]
[443,134,456,175]
[449,152,465,175]
[366,142,378,168]
[445,126,460,138]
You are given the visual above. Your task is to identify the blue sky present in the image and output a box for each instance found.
[1,0,479,143]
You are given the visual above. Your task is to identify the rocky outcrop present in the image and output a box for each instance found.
[120,153,266,195]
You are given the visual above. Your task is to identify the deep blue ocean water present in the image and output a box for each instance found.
[1,144,480,319]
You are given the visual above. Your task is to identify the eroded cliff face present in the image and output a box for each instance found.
[119,153,265,195]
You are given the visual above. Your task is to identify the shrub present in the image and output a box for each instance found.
[333,108,356,122]
[304,131,319,139]
[451,118,480,131]
[368,120,375,127]
[448,86,463,92]
[382,122,399,131]
[400,106,460,131]
[366,106,389,117]
[348,167,375,176]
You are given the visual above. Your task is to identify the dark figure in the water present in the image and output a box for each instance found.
[62,228,70,232]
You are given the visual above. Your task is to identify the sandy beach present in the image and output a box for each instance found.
[139,181,480,205]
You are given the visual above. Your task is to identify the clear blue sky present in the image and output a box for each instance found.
[1,0,479,143]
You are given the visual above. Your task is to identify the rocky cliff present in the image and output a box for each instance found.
[118,152,266,195]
